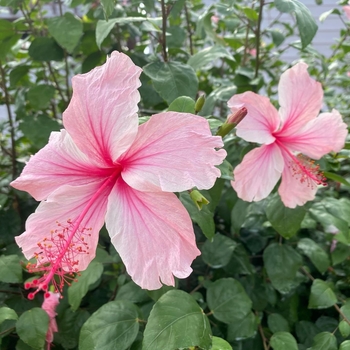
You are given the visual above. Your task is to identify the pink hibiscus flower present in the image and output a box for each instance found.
[41,292,60,349]
[228,62,348,208]
[11,51,226,295]
[343,2,350,20]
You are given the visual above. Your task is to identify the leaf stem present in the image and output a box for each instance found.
[184,2,194,56]
[255,0,264,80]
[0,61,17,180]
[160,0,168,62]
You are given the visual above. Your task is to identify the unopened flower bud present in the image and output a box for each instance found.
[227,107,247,125]
[195,95,205,114]
[216,107,247,138]
[190,190,209,210]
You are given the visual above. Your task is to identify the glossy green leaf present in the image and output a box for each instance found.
[212,336,232,350]
[188,45,233,70]
[270,332,298,350]
[16,308,49,349]
[142,290,211,350]
[0,307,18,324]
[0,255,22,283]
[226,311,257,341]
[68,261,104,311]
[340,340,350,350]
[268,313,290,333]
[324,172,350,187]
[28,37,64,61]
[297,238,330,273]
[168,96,195,113]
[201,234,237,268]
[116,281,150,304]
[48,13,83,53]
[263,243,303,294]
[309,332,337,350]
[79,300,139,350]
[207,278,252,324]
[274,0,318,48]
[266,195,306,239]
[308,279,337,309]
[143,61,198,105]
[339,320,350,338]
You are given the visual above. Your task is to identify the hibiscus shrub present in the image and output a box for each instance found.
[1,1,350,350]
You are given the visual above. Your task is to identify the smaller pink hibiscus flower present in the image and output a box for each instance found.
[228,62,348,208]
[343,2,350,20]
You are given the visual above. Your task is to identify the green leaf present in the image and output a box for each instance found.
[207,278,252,324]
[0,19,14,41]
[180,191,215,240]
[16,308,49,349]
[274,0,318,48]
[27,84,56,110]
[297,238,330,273]
[68,261,104,311]
[55,308,90,349]
[339,320,350,338]
[79,300,139,350]
[101,0,115,20]
[201,234,237,268]
[340,340,350,350]
[268,29,285,46]
[243,7,259,21]
[319,8,341,22]
[20,114,61,149]
[142,290,211,350]
[266,195,306,239]
[226,311,257,341]
[168,96,195,113]
[270,332,298,350]
[268,313,290,333]
[9,65,30,86]
[0,34,21,60]
[212,336,232,350]
[263,243,303,294]
[188,45,233,71]
[116,281,150,304]
[47,13,83,53]
[96,17,152,49]
[308,279,337,309]
[309,332,337,350]
[0,255,22,283]
[28,37,64,61]
[0,307,18,324]
[324,171,350,188]
[143,61,198,105]
[331,242,350,266]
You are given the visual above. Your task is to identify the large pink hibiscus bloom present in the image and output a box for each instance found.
[11,51,226,294]
[228,62,348,208]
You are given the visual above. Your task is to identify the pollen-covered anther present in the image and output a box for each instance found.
[289,154,327,188]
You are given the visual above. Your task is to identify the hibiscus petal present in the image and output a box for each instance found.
[278,151,318,208]
[278,62,323,134]
[277,110,348,159]
[16,181,110,272]
[105,179,200,290]
[228,91,279,144]
[120,112,226,192]
[63,51,142,166]
[11,130,111,201]
[232,143,284,202]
